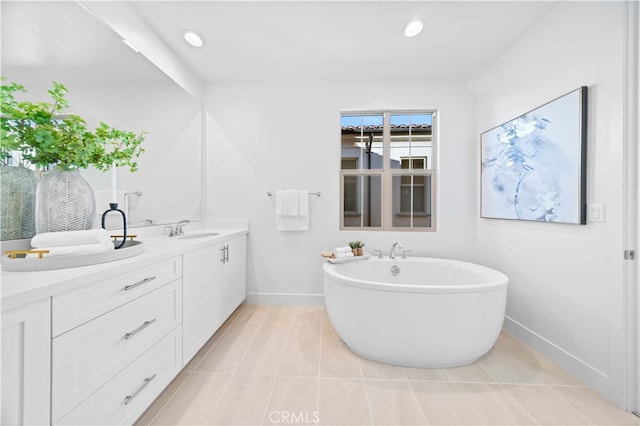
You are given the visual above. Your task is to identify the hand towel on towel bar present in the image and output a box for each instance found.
[275,189,309,231]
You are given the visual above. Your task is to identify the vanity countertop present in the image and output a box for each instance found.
[1,226,248,312]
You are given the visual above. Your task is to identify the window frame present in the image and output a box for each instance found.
[340,110,438,232]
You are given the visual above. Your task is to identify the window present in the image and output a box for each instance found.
[340,111,436,230]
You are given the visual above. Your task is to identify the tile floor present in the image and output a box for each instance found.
[136,304,640,426]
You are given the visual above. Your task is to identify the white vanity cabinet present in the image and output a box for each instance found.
[221,235,247,319]
[0,226,248,426]
[51,256,183,425]
[182,234,247,364]
[1,299,51,426]
[182,244,223,363]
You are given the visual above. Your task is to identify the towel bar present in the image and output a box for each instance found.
[267,191,321,196]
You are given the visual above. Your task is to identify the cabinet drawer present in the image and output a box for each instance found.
[52,280,182,423]
[55,327,182,426]
[52,256,182,336]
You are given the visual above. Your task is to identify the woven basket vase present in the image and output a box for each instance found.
[1,166,39,240]
[35,169,96,233]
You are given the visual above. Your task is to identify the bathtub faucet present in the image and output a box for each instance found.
[389,242,403,260]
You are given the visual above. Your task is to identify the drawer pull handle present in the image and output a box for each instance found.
[124,276,157,291]
[124,319,157,340]
[123,374,157,405]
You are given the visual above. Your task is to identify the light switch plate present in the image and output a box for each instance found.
[589,204,605,222]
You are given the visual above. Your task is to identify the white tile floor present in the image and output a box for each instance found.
[136,304,640,425]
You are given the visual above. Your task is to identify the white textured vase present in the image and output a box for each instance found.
[1,166,39,240]
[35,169,96,233]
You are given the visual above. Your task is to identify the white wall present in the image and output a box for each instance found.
[73,83,202,226]
[206,80,476,303]
[474,2,628,406]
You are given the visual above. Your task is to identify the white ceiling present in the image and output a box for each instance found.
[1,1,558,86]
[1,1,169,85]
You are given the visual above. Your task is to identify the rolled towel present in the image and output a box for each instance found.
[334,252,354,259]
[26,240,114,258]
[31,229,110,248]
[334,246,352,254]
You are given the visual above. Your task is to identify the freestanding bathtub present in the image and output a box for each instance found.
[323,256,508,368]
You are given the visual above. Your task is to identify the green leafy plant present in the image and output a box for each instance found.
[348,240,364,249]
[0,78,145,171]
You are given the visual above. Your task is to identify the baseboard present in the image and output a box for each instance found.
[503,316,610,398]
[245,292,325,306]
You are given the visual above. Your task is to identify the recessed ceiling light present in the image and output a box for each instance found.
[404,18,425,38]
[183,30,204,47]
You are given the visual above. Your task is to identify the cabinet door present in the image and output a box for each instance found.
[221,235,247,320]
[182,244,222,364]
[1,299,51,426]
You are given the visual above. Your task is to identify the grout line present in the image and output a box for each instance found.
[547,385,604,426]
[357,354,375,425]
[139,371,192,425]
[450,381,487,426]
[260,307,296,425]
[142,306,637,426]
[407,379,432,425]
[138,306,248,425]
[183,320,232,372]
[477,353,500,384]
[203,304,267,425]
[496,382,542,426]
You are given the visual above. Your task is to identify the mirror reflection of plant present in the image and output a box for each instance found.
[92,123,146,172]
[0,78,145,171]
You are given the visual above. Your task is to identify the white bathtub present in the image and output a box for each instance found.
[323,257,508,368]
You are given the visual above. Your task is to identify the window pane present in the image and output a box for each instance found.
[341,114,383,171]
[392,174,432,228]
[343,174,382,228]
[390,113,433,170]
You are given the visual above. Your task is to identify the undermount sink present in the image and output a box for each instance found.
[177,232,220,240]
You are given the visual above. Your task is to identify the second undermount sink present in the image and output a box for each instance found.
[177,232,220,240]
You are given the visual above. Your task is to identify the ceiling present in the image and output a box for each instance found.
[1,1,169,85]
[1,1,558,85]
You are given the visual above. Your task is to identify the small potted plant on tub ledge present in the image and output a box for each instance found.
[349,240,365,256]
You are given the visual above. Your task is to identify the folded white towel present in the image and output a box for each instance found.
[31,229,110,248]
[26,240,114,258]
[334,246,352,254]
[335,252,354,259]
[275,189,309,231]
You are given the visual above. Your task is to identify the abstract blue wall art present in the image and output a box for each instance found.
[481,87,587,224]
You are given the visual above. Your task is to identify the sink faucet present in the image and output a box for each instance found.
[175,220,190,236]
[389,242,403,260]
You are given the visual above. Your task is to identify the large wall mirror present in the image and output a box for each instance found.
[1,1,202,240]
